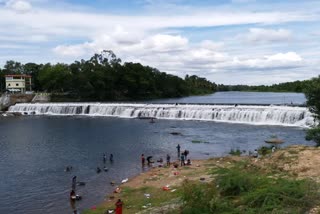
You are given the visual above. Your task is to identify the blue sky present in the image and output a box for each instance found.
[0,0,320,85]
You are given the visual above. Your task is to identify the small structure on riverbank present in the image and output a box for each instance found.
[5,74,32,93]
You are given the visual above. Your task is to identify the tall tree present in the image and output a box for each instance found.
[304,76,320,146]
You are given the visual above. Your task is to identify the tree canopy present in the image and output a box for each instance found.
[0,50,217,101]
[217,80,311,93]
[304,76,320,146]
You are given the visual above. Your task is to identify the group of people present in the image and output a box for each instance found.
[69,153,116,213]
[177,144,191,166]
[69,145,192,214]
[103,153,114,163]
[141,144,191,168]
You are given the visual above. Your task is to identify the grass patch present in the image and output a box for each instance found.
[83,186,181,214]
[180,162,320,214]
[288,149,300,155]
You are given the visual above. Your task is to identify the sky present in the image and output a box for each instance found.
[0,0,320,85]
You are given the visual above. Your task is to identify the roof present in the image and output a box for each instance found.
[5,74,32,78]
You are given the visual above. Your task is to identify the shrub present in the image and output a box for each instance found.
[229,148,242,156]
[180,163,320,213]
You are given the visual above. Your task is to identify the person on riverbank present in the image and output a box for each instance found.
[176,144,181,158]
[166,154,171,166]
[110,154,114,162]
[141,154,145,166]
[184,150,189,159]
[147,156,153,165]
[115,199,123,214]
[180,153,185,166]
[187,159,191,165]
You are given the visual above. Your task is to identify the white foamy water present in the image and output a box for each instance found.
[8,103,316,127]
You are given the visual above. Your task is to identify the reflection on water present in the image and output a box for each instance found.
[0,113,313,214]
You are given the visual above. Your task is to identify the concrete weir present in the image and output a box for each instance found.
[0,94,35,111]
[8,102,316,127]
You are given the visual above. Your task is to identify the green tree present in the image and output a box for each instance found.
[3,60,24,74]
[304,76,320,146]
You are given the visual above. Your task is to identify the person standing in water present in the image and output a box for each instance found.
[141,154,145,166]
[72,176,77,191]
[115,199,123,214]
[103,153,106,163]
[166,154,171,166]
[176,144,181,158]
[110,154,114,162]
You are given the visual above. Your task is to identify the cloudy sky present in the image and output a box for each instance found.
[0,0,319,85]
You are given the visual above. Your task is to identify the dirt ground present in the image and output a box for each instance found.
[124,145,320,190]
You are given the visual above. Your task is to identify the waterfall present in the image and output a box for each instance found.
[8,103,315,127]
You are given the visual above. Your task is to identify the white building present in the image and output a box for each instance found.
[5,74,32,93]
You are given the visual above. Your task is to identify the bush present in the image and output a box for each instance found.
[180,163,320,213]
[229,148,242,156]
[306,127,320,146]
[258,146,272,156]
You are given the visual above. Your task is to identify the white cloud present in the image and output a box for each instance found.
[1,0,319,85]
[232,0,256,3]
[5,0,32,12]
[53,33,188,57]
[218,52,303,70]
[0,6,312,39]
[0,34,48,42]
[200,40,224,50]
[246,28,292,43]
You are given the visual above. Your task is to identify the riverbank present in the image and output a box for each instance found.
[83,145,320,214]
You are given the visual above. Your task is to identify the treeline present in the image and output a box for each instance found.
[0,50,217,101]
[217,80,312,93]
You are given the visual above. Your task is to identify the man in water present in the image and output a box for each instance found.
[176,144,181,158]
[96,167,101,173]
[110,154,114,162]
[141,154,145,166]
[72,176,77,191]
[103,153,106,163]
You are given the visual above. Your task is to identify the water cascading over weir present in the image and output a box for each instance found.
[8,103,315,127]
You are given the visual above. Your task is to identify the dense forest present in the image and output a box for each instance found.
[0,51,217,101]
[217,79,311,93]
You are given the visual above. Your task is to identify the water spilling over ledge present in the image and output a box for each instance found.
[8,103,315,127]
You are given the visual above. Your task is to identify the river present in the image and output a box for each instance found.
[0,92,313,214]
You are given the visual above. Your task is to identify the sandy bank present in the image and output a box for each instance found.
[84,145,320,214]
